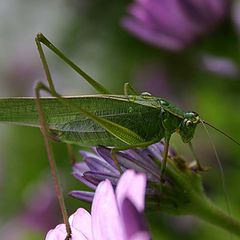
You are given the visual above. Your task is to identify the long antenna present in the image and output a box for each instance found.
[200,120,232,222]
[202,120,240,147]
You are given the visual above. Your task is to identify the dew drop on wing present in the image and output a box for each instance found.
[141,92,152,99]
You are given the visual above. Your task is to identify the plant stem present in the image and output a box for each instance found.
[190,195,240,237]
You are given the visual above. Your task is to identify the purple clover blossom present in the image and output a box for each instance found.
[122,0,230,51]
[46,170,151,240]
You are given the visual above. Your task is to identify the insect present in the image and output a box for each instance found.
[0,33,239,239]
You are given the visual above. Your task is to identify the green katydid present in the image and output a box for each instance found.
[0,33,239,239]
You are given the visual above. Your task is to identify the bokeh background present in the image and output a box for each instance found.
[0,0,240,239]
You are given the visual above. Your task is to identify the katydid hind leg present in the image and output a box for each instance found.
[35,33,146,158]
[124,82,139,96]
[35,33,110,94]
[35,83,72,239]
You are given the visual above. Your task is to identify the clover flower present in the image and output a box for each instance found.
[122,0,229,51]
[46,170,151,240]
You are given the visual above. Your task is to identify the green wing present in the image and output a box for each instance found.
[0,96,163,147]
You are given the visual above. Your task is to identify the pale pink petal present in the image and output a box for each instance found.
[130,231,151,240]
[91,179,125,240]
[69,208,93,239]
[116,170,147,212]
[45,224,87,240]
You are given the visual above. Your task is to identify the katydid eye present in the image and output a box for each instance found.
[192,115,200,124]
[186,120,192,126]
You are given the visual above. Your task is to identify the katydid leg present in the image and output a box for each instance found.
[35,83,71,240]
[35,33,145,147]
[35,81,156,178]
[35,82,145,148]
[160,135,171,182]
[124,82,139,96]
[35,33,110,94]
[66,144,77,166]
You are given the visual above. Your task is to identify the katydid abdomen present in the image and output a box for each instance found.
[0,95,165,147]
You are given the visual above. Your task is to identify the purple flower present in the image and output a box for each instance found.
[122,0,229,51]
[200,54,239,78]
[69,142,208,215]
[70,142,172,202]
[21,179,61,232]
[45,170,151,240]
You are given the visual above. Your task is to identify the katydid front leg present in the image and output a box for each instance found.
[160,135,171,182]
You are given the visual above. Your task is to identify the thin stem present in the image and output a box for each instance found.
[189,195,240,237]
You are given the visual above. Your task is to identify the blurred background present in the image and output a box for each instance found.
[0,0,240,239]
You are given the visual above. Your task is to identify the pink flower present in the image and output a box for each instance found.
[46,170,150,240]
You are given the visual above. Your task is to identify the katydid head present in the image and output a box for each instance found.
[179,111,201,143]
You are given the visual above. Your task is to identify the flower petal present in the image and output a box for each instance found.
[73,162,90,174]
[69,190,94,202]
[95,146,121,171]
[69,208,93,239]
[121,198,149,239]
[116,170,147,212]
[72,172,97,190]
[115,151,159,182]
[91,179,125,240]
[130,232,151,240]
[84,171,119,187]
[45,224,87,240]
